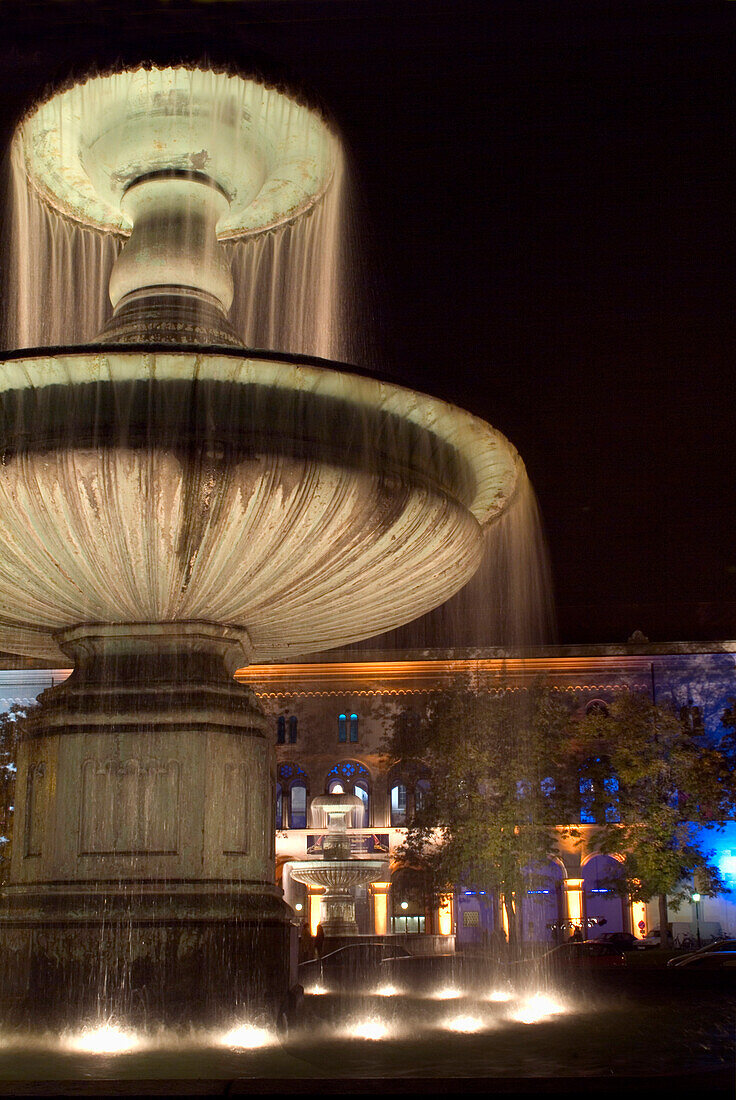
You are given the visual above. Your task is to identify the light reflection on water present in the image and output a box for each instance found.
[0,977,731,1081]
[443,1014,486,1033]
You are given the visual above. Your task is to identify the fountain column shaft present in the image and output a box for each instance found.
[99,175,241,347]
[110,175,233,310]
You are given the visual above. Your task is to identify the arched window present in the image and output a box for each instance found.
[338,714,347,743]
[277,762,308,829]
[579,776,596,823]
[390,783,407,826]
[289,715,298,744]
[680,701,704,733]
[415,778,430,812]
[277,716,286,744]
[349,713,359,743]
[354,781,369,827]
[585,699,609,717]
[325,761,370,826]
[579,758,619,824]
[290,781,307,829]
[603,775,620,822]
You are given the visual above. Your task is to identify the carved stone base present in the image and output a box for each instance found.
[320,891,360,936]
[0,622,294,1023]
[0,898,293,1026]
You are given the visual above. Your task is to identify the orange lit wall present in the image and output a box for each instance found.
[631,900,647,937]
[438,893,453,936]
[564,878,584,925]
[308,887,323,936]
[371,882,391,935]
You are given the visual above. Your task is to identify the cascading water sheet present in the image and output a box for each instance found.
[3,136,354,361]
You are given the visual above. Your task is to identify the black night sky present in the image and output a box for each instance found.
[0,0,734,647]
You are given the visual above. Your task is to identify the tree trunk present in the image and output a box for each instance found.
[658,892,669,948]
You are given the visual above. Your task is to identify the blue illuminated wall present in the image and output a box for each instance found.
[651,651,735,740]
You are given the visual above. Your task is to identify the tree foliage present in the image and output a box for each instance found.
[575,692,736,910]
[384,681,578,944]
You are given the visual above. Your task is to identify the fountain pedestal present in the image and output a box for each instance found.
[0,623,293,1021]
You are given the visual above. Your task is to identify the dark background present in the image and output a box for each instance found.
[0,0,734,646]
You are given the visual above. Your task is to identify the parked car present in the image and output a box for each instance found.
[667,938,736,968]
[596,931,639,951]
[539,941,627,968]
[504,940,626,983]
[298,942,412,988]
[670,950,736,971]
[379,952,484,991]
[636,929,673,949]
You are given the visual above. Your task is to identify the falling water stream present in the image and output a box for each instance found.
[2,133,354,361]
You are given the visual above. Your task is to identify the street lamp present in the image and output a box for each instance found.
[692,892,701,947]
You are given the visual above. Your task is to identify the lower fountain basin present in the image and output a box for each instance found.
[0,347,522,664]
[290,858,388,937]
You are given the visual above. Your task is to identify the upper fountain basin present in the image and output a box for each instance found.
[0,348,522,664]
[19,67,338,238]
[310,793,365,819]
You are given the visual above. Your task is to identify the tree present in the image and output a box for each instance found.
[384,680,578,950]
[575,692,736,941]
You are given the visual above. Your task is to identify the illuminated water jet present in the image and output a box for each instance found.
[349,1020,390,1042]
[508,993,567,1025]
[443,1015,485,1034]
[64,1023,143,1055]
[216,1023,276,1050]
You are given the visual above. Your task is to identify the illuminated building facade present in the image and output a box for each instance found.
[1,640,734,946]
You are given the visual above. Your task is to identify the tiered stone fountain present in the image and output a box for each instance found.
[0,66,522,1021]
[290,794,387,935]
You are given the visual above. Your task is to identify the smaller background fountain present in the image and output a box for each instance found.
[290,794,387,936]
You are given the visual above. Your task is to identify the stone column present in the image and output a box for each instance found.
[0,621,293,1023]
[308,884,324,937]
[563,877,585,934]
[630,897,647,938]
[370,881,392,935]
[436,892,454,937]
